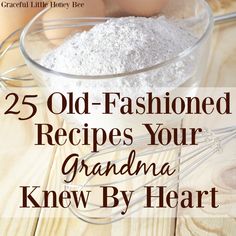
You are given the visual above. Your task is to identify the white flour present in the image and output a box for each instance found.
[41,16,197,77]
[40,16,199,131]
[40,15,200,116]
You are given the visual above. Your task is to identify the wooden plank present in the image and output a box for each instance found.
[203,1,236,87]
[176,1,236,234]
[176,89,236,235]
[0,89,63,236]
[175,0,236,235]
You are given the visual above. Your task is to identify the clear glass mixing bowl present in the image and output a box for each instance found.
[19,0,215,223]
[19,0,214,132]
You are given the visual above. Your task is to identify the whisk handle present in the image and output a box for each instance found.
[214,12,236,24]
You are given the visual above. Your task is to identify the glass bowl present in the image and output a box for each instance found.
[19,0,214,133]
[19,0,215,223]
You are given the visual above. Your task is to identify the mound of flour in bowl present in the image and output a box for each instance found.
[41,16,197,76]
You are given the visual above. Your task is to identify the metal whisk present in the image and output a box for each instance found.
[0,29,37,89]
[64,126,236,224]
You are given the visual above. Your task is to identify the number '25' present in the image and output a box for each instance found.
[4,93,38,120]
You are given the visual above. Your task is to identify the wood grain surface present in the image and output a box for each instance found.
[0,0,236,235]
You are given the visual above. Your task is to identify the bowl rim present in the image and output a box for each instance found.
[19,0,214,80]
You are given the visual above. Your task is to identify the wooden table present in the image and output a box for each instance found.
[0,0,236,235]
